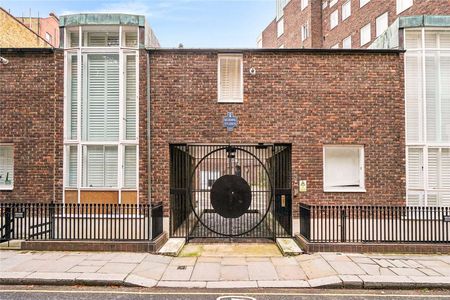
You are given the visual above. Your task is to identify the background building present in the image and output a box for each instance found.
[16,12,60,47]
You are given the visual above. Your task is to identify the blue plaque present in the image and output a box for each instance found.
[223,112,238,132]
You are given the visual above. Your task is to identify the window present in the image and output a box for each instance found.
[323,146,365,192]
[83,31,119,47]
[342,1,351,21]
[276,0,289,20]
[277,18,284,37]
[343,35,352,48]
[360,23,371,46]
[0,145,13,190]
[279,44,285,48]
[331,43,339,49]
[330,10,338,29]
[45,32,52,43]
[257,35,262,48]
[330,0,338,7]
[322,1,328,10]
[301,0,308,10]
[360,0,370,7]
[301,22,309,41]
[396,0,413,14]
[376,12,389,37]
[218,54,243,103]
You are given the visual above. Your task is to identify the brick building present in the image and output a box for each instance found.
[16,12,60,47]
[0,12,406,238]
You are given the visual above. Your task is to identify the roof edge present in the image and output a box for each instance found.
[399,15,450,28]
[146,47,405,54]
[0,48,55,53]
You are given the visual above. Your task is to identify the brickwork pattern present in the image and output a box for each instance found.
[149,49,406,217]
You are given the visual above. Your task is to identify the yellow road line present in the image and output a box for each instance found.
[0,289,449,298]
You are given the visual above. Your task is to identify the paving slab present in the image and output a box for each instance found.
[276,238,302,256]
[275,265,307,280]
[418,268,442,276]
[351,257,376,264]
[389,259,410,268]
[308,275,343,288]
[76,273,127,285]
[26,272,81,281]
[77,260,108,267]
[68,265,101,273]
[258,280,309,288]
[160,265,194,281]
[359,275,414,288]
[270,257,299,266]
[320,253,351,262]
[220,265,249,281]
[328,261,366,275]
[372,259,394,268]
[124,274,157,288]
[221,257,246,265]
[113,253,148,264]
[299,257,337,279]
[391,267,426,276]
[3,259,48,272]
[132,261,168,281]
[0,272,32,279]
[96,262,137,274]
[340,275,363,288]
[158,238,185,256]
[206,280,258,289]
[191,262,221,281]
[408,276,450,288]
[144,254,173,264]
[248,261,278,281]
[158,280,207,288]
[169,257,197,266]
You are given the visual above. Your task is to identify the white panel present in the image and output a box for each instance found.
[324,147,361,188]
[104,146,118,187]
[123,146,137,188]
[425,31,438,48]
[125,55,137,140]
[405,30,422,49]
[427,193,439,206]
[360,0,370,8]
[0,146,13,188]
[440,193,450,206]
[428,148,439,189]
[360,23,371,46]
[376,12,388,37]
[301,0,308,10]
[407,192,424,206]
[67,145,78,187]
[124,32,138,48]
[85,146,104,187]
[441,54,450,142]
[343,36,352,49]
[219,55,243,102]
[405,54,423,143]
[69,55,78,139]
[330,10,338,29]
[407,148,423,189]
[441,148,450,189]
[277,18,284,37]
[440,32,450,48]
[85,32,119,47]
[342,1,351,20]
[426,54,438,142]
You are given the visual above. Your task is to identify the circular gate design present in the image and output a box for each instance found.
[188,145,274,238]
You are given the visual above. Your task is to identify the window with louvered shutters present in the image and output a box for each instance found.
[0,145,13,189]
[426,53,438,142]
[67,145,77,187]
[123,146,137,188]
[85,54,119,141]
[125,55,137,140]
[83,145,118,188]
[69,54,78,140]
[218,55,243,103]
[427,148,450,205]
[441,53,450,142]
[407,148,423,189]
[405,53,423,143]
[84,32,119,47]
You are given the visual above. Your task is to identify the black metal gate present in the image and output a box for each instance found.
[170,144,292,241]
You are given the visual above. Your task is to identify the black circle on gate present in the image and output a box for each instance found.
[210,175,252,218]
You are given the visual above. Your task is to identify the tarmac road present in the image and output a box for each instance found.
[0,286,450,300]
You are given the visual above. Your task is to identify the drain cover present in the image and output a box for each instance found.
[210,175,252,218]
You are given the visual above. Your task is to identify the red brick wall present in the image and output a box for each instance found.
[0,49,63,203]
[262,0,450,49]
[262,19,278,48]
[149,49,406,216]
[139,49,150,204]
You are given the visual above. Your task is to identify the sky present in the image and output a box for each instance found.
[0,0,275,48]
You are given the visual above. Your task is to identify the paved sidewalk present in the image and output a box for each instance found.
[1,246,450,289]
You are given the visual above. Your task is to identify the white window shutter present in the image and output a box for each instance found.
[426,54,438,142]
[407,192,423,206]
[86,146,104,187]
[123,146,137,188]
[428,148,439,189]
[86,54,119,141]
[70,55,78,139]
[405,54,423,143]
[104,146,118,187]
[440,193,450,206]
[441,148,450,189]
[324,147,362,189]
[125,55,137,140]
[427,193,438,206]
[440,55,450,142]
[68,146,77,187]
[219,56,242,102]
[407,148,423,189]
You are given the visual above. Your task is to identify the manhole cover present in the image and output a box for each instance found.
[210,175,252,218]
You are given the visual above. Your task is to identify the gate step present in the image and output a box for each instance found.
[0,239,23,250]
[158,238,185,256]
[276,238,303,256]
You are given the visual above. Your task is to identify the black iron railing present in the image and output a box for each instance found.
[0,203,163,242]
[299,204,450,243]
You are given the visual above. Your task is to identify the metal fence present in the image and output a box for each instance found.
[0,203,163,242]
[299,203,450,243]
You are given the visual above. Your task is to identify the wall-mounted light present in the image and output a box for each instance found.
[249,67,256,76]
[0,57,9,65]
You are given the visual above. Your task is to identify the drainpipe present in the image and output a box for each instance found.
[147,50,152,206]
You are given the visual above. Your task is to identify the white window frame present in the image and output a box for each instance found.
[217,54,244,103]
[360,0,370,8]
[342,0,351,21]
[277,18,284,37]
[301,22,309,41]
[360,23,371,46]
[330,10,339,29]
[343,35,352,49]
[396,0,413,15]
[63,25,140,204]
[0,144,14,190]
[330,0,338,7]
[323,145,366,193]
[301,0,308,10]
[405,28,450,207]
[331,43,339,49]
[376,12,389,37]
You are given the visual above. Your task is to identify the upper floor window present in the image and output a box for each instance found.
[277,18,285,37]
[342,0,351,21]
[323,145,365,192]
[322,1,328,10]
[376,12,389,37]
[0,145,13,190]
[330,0,338,7]
[397,0,413,14]
[360,23,371,46]
[218,54,243,103]
[257,35,262,48]
[301,22,310,41]
[331,43,339,49]
[45,32,52,43]
[330,10,339,29]
[65,27,139,49]
[343,35,352,48]
[276,0,290,20]
[360,0,370,8]
[301,0,308,10]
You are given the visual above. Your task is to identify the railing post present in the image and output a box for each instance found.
[299,203,311,241]
[148,204,152,241]
[341,207,347,242]
[49,202,55,239]
[4,207,12,241]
